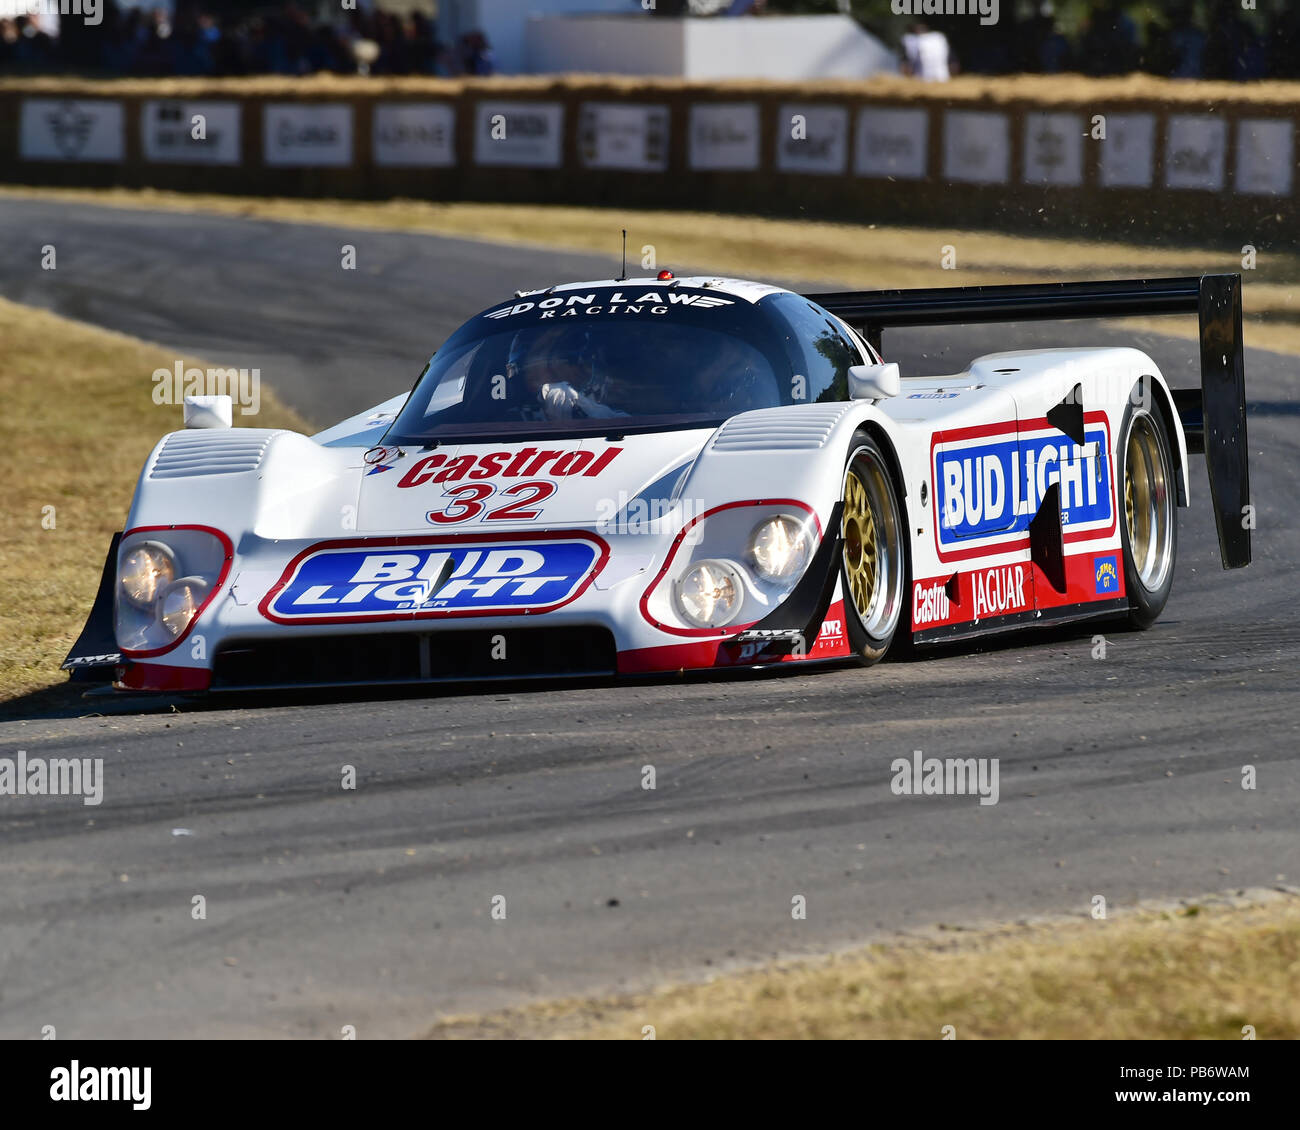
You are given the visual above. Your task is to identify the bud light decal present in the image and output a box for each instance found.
[933,421,1113,555]
[260,535,605,623]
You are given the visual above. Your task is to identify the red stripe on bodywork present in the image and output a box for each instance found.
[115,662,211,692]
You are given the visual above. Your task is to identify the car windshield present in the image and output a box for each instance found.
[385,286,862,443]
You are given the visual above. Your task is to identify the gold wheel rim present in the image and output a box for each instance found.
[1124,412,1173,591]
[843,468,878,619]
[1125,471,1136,547]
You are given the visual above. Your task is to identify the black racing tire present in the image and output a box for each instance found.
[840,432,907,664]
[1118,382,1178,630]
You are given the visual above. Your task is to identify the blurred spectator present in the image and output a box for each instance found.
[1165,3,1207,79]
[458,30,495,77]
[1204,0,1267,81]
[2,16,56,68]
[1078,1,1140,76]
[900,21,952,83]
[1023,2,1072,74]
[1269,3,1300,80]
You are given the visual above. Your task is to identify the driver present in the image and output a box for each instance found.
[506,326,625,420]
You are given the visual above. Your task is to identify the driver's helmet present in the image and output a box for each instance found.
[507,325,596,392]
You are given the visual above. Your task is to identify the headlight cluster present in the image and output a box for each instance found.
[159,576,213,638]
[675,560,744,628]
[119,541,176,610]
[750,516,811,581]
[116,529,227,653]
[661,509,815,630]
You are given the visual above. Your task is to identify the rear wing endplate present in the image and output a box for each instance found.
[808,275,1250,569]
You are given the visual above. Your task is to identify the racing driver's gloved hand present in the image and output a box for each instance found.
[538,381,626,420]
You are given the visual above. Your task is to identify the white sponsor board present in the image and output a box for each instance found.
[142,101,240,165]
[579,103,669,171]
[474,101,564,168]
[20,99,124,162]
[1022,111,1084,186]
[373,103,455,167]
[1235,118,1293,196]
[263,104,353,167]
[854,107,928,179]
[942,111,1009,184]
[1098,113,1156,188]
[1164,115,1226,191]
[688,102,760,171]
[776,104,849,175]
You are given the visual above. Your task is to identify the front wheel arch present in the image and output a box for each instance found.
[1141,374,1188,508]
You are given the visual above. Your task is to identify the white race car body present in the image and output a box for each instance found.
[65,274,1250,693]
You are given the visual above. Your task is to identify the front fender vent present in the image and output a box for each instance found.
[709,404,852,453]
[149,430,282,479]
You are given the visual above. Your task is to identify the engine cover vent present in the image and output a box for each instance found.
[709,404,851,453]
[149,430,282,479]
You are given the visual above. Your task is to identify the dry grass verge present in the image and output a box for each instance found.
[0,296,309,701]
[427,889,1300,1039]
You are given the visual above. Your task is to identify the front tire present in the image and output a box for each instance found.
[1118,385,1177,629]
[840,434,906,664]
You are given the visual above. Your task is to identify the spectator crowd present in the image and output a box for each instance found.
[909,1,1299,82]
[2,1,1299,82]
[0,2,495,77]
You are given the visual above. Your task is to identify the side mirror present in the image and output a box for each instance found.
[847,362,900,401]
[184,394,233,429]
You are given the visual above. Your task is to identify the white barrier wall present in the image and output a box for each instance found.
[9,90,1298,242]
[373,103,455,167]
[20,99,124,162]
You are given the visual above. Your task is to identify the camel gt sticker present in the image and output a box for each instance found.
[1094,554,1120,594]
[264,539,600,621]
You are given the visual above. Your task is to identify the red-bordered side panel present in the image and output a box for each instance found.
[930,413,1117,565]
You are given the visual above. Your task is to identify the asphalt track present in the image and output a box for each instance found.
[1,197,1297,1038]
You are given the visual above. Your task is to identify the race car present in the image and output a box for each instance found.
[64,273,1251,693]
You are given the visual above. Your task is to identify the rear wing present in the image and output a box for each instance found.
[808,275,1250,569]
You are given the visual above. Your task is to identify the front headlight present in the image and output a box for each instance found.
[675,559,743,628]
[159,577,212,638]
[119,541,176,609]
[116,527,229,654]
[749,515,811,581]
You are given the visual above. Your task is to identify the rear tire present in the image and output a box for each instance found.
[1118,385,1177,630]
[840,434,906,664]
